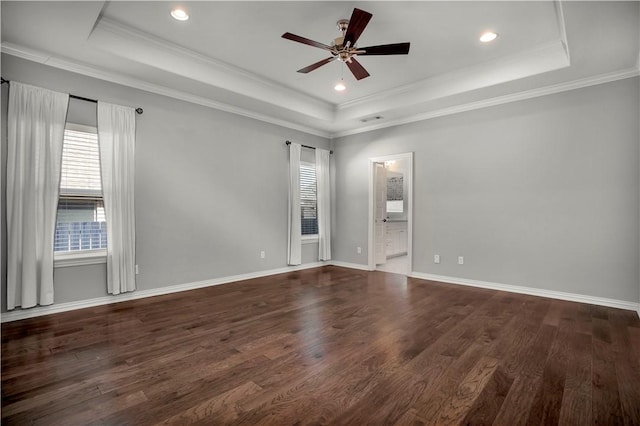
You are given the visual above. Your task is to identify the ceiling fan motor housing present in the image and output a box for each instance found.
[333,19,350,49]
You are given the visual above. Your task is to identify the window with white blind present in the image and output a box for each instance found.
[300,162,318,236]
[54,123,107,257]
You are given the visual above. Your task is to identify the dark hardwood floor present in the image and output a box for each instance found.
[2,266,640,425]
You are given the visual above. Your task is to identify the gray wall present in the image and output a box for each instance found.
[2,53,639,311]
[333,77,640,303]
[1,54,330,312]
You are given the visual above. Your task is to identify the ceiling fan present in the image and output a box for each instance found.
[282,8,410,80]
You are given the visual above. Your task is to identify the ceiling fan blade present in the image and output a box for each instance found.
[344,8,372,47]
[297,57,336,73]
[346,57,370,80]
[282,32,333,51]
[359,42,410,56]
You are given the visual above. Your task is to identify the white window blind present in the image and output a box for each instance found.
[300,162,318,235]
[60,127,102,196]
[54,124,107,253]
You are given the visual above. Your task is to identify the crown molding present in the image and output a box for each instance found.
[334,0,570,119]
[335,39,565,113]
[332,1,570,123]
[334,39,570,123]
[90,17,334,122]
[97,17,295,93]
[332,67,640,138]
[553,0,570,63]
[1,42,332,138]
[0,43,51,63]
[2,43,636,141]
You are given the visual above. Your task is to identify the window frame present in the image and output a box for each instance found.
[54,123,107,268]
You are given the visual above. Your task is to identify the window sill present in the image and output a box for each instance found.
[54,250,107,268]
[301,235,319,244]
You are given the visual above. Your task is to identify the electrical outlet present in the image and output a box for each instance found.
[434,254,440,264]
[135,264,139,275]
[260,251,265,259]
[357,246,362,254]
[458,256,464,265]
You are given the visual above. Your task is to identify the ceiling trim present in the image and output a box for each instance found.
[96,17,290,91]
[90,17,334,122]
[335,41,570,113]
[334,39,570,122]
[335,0,570,119]
[553,0,570,63]
[0,42,51,63]
[0,42,332,138]
[333,67,640,138]
[2,43,637,140]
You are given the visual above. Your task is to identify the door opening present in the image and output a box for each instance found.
[368,153,413,274]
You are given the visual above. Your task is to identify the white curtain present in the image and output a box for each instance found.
[287,142,302,265]
[97,102,136,295]
[315,148,331,261]
[6,82,69,310]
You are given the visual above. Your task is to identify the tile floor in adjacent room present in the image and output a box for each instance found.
[377,254,408,275]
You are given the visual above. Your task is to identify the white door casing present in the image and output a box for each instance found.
[374,162,387,265]
[368,153,414,273]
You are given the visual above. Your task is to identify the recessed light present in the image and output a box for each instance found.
[334,79,346,92]
[171,8,189,21]
[479,31,498,43]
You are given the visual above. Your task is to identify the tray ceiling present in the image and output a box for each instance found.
[1,1,638,137]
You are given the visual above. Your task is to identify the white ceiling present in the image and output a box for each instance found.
[1,1,639,137]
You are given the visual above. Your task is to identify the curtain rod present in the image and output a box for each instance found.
[1,77,143,115]
[285,140,333,154]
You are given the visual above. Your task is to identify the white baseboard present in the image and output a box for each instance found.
[410,272,640,313]
[0,261,327,323]
[328,260,372,271]
[4,263,638,322]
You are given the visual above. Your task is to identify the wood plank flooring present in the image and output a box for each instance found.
[2,266,640,425]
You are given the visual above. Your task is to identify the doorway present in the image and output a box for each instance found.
[368,153,413,274]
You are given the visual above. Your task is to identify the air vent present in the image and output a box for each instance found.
[360,115,384,123]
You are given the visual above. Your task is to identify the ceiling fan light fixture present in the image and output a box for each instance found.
[334,79,346,92]
[171,8,189,21]
[479,31,498,43]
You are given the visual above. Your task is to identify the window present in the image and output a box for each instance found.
[54,124,107,256]
[300,162,318,235]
